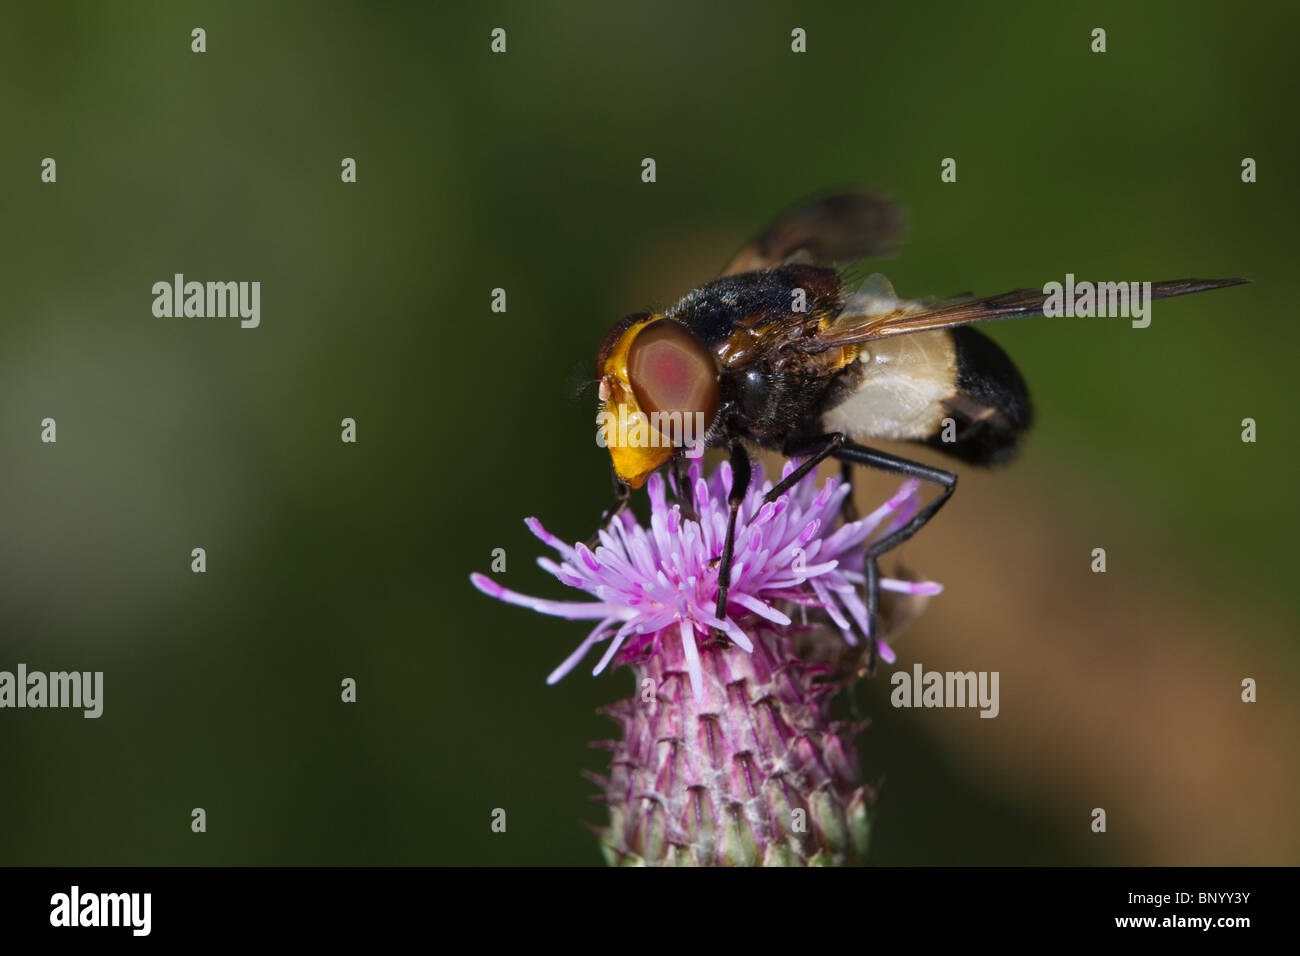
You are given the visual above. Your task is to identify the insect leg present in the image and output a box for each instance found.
[586,469,630,548]
[863,554,881,674]
[839,461,859,523]
[830,440,958,673]
[670,454,698,522]
[713,440,753,636]
[833,442,958,555]
[754,433,845,510]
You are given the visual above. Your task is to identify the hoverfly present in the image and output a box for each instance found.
[593,191,1244,668]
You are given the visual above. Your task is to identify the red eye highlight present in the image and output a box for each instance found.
[644,344,692,401]
[627,320,720,435]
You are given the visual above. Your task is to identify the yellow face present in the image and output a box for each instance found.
[597,316,720,489]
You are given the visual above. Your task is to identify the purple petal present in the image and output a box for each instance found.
[470,573,614,620]
[679,619,705,703]
[546,618,618,684]
[729,591,792,626]
[881,577,944,596]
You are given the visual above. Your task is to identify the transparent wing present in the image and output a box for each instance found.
[813,276,1248,347]
[721,191,905,276]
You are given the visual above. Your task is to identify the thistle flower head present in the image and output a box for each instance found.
[471,459,941,702]
[471,459,942,866]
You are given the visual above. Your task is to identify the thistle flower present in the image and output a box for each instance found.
[471,460,941,865]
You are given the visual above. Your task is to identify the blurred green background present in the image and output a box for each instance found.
[1,0,1296,865]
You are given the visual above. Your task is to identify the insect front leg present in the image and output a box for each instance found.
[586,469,630,549]
[713,440,752,640]
[670,454,698,522]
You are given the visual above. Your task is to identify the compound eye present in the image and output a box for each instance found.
[627,320,720,433]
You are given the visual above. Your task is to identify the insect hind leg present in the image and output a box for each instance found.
[839,460,859,523]
[830,439,958,673]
